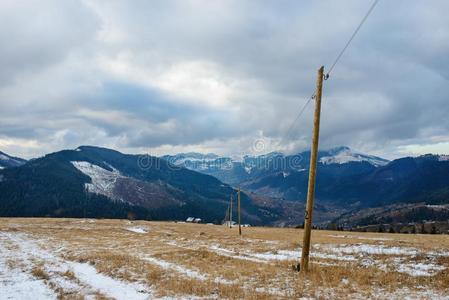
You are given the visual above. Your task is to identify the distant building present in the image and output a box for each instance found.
[186,217,202,223]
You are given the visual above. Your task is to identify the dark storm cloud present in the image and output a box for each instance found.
[74,81,244,146]
[0,0,449,158]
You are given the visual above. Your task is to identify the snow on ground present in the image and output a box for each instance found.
[0,231,152,299]
[396,262,446,277]
[2,221,448,299]
[208,244,268,263]
[71,161,123,200]
[0,238,57,300]
[125,227,149,234]
[206,242,447,277]
[68,261,150,299]
[208,244,355,264]
[140,254,236,285]
[319,243,419,256]
[327,234,394,241]
[0,266,57,300]
[141,256,208,281]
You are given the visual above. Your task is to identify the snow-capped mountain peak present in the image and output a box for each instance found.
[320,147,389,167]
[162,152,220,165]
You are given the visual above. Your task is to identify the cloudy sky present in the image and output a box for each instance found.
[1,0,449,159]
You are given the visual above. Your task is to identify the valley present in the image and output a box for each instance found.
[1,146,449,228]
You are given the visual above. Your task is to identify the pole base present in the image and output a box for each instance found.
[292,263,301,272]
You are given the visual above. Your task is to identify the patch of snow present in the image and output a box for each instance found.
[0,267,57,299]
[320,244,419,256]
[248,248,357,262]
[249,250,297,261]
[361,237,394,241]
[254,286,287,297]
[313,252,357,262]
[0,153,10,161]
[244,165,253,174]
[438,155,449,162]
[125,227,148,234]
[373,287,449,300]
[0,240,57,300]
[141,256,208,281]
[208,245,268,263]
[209,246,356,263]
[396,263,446,277]
[320,148,388,166]
[71,161,123,200]
[328,234,347,238]
[327,234,393,241]
[0,231,152,299]
[0,153,24,166]
[426,204,449,210]
[68,261,150,299]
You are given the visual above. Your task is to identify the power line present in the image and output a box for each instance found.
[278,0,380,147]
[327,0,380,76]
[278,93,314,146]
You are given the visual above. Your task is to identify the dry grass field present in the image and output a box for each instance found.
[1,218,449,299]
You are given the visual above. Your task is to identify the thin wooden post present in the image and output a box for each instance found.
[229,194,233,228]
[300,66,324,273]
[238,187,242,236]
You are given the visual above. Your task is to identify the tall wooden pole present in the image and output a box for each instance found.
[238,187,242,236]
[300,66,324,273]
[229,194,233,228]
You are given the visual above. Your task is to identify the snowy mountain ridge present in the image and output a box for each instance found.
[319,146,389,167]
[163,146,389,171]
[0,151,27,169]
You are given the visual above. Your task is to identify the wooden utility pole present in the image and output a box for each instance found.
[238,187,242,236]
[300,66,325,273]
[84,186,88,219]
[229,194,233,228]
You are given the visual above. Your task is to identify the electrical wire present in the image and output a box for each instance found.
[278,93,315,146]
[279,0,380,147]
[326,0,380,76]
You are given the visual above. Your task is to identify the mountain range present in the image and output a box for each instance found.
[0,146,291,225]
[1,146,449,227]
[163,147,449,226]
[163,147,390,202]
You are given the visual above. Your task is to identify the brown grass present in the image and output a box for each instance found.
[61,269,76,280]
[1,217,449,299]
[31,266,49,280]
